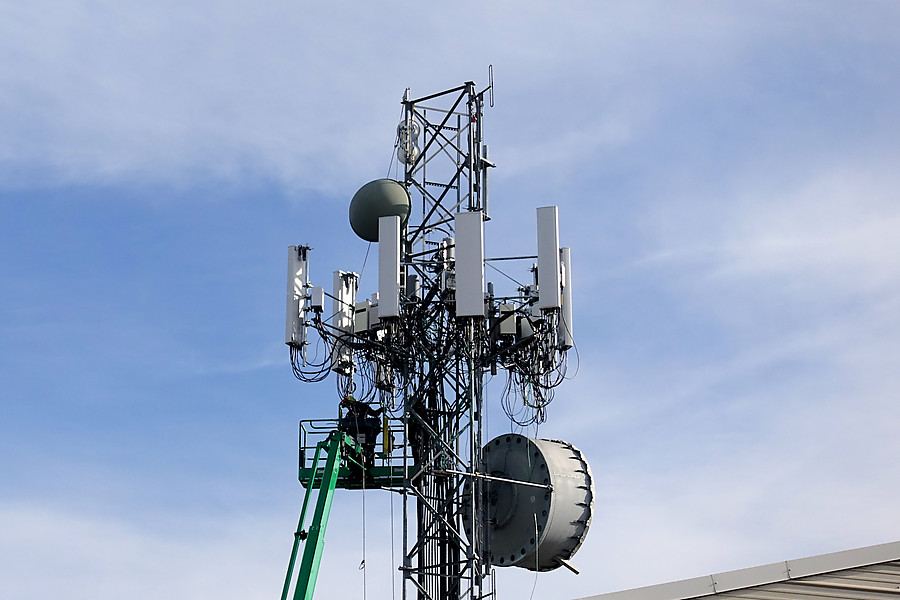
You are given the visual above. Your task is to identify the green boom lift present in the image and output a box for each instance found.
[279,422,405,600]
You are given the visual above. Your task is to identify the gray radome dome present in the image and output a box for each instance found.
[349,179,411,242]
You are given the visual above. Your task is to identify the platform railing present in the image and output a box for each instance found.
[298,418,409,490]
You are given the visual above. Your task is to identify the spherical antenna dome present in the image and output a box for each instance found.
[349,179,412,242]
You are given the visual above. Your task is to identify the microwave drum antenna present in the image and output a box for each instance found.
[464,434,594,572]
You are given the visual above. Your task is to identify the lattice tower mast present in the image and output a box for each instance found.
[396,81,492,600]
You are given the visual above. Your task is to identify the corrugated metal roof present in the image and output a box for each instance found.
[577,541,900,600]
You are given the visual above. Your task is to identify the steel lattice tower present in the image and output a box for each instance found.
[282,78,589,600]
[397,82,492,600]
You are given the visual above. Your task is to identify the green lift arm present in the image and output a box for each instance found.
[280,430,363,600]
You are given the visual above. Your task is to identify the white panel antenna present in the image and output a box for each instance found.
[369,292,380,328]
[331,270,358,374]
[454,211,485,317]
[285,245,309,346]
[559,247,574,349]
[378,215,401,318]
[536,206,561,310]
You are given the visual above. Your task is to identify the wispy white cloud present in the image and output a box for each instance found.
[5,1,896,195]
[0,503,286,600]
[0,496,405,600]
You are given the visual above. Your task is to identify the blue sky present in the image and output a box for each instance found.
[2,2,900,599]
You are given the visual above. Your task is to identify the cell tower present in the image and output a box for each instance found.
[281,79,593,600]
